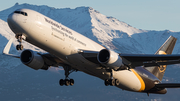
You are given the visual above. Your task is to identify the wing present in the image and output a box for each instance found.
[120,54,180,67]
[39,53,65,67]
[3,38,65,68]
[78,49,99,64]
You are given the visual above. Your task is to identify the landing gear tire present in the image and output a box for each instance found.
[105,79,109,86]
[115,79,120,86]
[70,79,74,86]
[110,79,115,86]
[59,79,64,86]
[59,79,74,86]
[65,79,70,86]
[104,79,119,86]
[16,45,23,50]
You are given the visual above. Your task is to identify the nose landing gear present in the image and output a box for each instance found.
[16,44,23,50]
[16,35,25,50]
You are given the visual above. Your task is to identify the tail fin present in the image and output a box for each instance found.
[145,36,177,81]
[155,36,177,55]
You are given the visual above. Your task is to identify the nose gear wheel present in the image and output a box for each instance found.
[16,35,25,50]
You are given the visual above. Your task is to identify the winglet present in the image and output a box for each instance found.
[3,38,20,58]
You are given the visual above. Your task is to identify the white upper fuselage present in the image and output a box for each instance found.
[7,9,148,92]
[8,9,104,69]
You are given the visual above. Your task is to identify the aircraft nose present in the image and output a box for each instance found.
[7,12,16,26]
[7,12,22,35]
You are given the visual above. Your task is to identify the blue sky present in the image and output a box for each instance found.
[1,0,180,32]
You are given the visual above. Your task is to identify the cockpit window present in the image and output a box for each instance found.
[14,11,28,16]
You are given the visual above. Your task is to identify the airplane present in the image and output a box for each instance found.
[3,8,180,95]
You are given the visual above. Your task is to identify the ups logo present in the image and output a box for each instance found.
[158,65,167,73]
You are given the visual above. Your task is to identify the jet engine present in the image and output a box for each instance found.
[20,49,48,70]
[97,49,122,70]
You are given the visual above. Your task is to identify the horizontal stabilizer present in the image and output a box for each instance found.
[155,83,180,88]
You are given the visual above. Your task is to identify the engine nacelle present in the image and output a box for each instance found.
[97,49,122,70]
[20,49,48,70]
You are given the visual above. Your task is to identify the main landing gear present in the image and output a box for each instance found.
[59,65,76,86]
[104,69,120,86]
[104,79,120,86]
[59,79,74,86]
[16,35,25,50]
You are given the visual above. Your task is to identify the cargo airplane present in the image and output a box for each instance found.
[3,9,180,95]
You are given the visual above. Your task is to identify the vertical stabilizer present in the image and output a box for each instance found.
[145,36,177,81]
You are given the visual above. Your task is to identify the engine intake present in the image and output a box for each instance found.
[20,50,48,70]
[97,49,122,70]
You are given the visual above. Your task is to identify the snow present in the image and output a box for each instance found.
[0,3,180,101]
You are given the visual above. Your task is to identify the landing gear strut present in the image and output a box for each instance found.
[59,65,76,86]
[16,35,25,50]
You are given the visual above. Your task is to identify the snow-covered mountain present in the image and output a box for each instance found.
[1,3,180,54]
[1,3,180,101]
